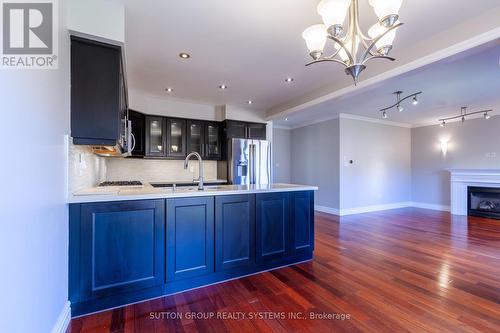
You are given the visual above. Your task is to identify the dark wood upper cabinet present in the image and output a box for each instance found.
[247,123,267,140]
[187,120,222,160]
[71,36,123,146]
[187,120,204,156]
[127,111,233,160]
[166,118,187,158]
[204,122,222,160]
[129,110,145,156]
[225,120,247,139]
[224,120,266,140]
[145,116,167,157]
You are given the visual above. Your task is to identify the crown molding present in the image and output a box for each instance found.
[339,113,412,128]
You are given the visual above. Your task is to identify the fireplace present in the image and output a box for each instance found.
[468,186,500,219]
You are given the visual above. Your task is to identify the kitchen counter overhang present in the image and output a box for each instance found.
[69,183,318,203]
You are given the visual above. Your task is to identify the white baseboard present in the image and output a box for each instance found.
[315,201,450,216]
[315,205,341,216]
[410,202,451,212]
[51,301,71,333]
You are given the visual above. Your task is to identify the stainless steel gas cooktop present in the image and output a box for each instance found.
[98,181,143,187]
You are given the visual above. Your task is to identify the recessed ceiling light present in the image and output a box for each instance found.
[219,84,228,90]
[285,77,294,83]
[247,100,253,105]
[179,52,190,59]
[285,118,289,121]
[165,87,173,92]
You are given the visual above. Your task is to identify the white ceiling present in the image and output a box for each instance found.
[118,0,500,123]
[274,40,500,128]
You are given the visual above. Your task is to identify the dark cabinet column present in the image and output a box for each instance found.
[187,120,204,156]
[291,191,315,256]
[256,192,291,263]
[166,118,187,158]
[205,122,222,160]
[77,200,165,302]
[166,197,215,281]
[215,195,256,272]
[145,116,166,157]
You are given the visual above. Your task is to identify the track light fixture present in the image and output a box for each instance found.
[438,106,493,126]
[379,91,422,118]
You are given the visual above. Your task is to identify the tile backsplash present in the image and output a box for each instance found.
[105,158,218,183]
[68,137,220,193]
[68,141,106,194]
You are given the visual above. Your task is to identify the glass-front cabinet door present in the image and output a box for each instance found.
[187,120,204,156]
[205,122,221,160]
[166,118,186,158]
[145,116,166,157]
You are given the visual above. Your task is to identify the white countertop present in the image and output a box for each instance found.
[69,183,318,204]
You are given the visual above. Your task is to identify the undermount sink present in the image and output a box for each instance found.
[150,183,225,191]
[150,182,226,189]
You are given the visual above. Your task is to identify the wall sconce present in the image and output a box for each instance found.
[440,138,450,156]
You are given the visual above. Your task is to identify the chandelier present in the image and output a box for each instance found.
[380,91,421,119]
[302,0,404,84]
[439,107,492,127]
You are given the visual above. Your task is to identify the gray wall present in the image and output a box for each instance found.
[411,115,500,206]
[273,128,292,183]
[339,118,412,209]
[291,119,340,209]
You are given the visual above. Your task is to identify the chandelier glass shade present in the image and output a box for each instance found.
[303,0,404,84]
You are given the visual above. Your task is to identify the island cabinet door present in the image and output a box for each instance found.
[215,195,256,272]
[291,191,315,256]
[166,197,215,281]
[79,200,165,302]
[256,192,291,264]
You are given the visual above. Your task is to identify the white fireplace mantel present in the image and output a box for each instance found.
[450,169,500,215]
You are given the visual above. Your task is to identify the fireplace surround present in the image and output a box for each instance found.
[450,170,500,216]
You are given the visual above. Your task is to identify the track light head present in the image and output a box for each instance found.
[440,120,445,127]
[412,96,418,106]
[397,104,404,112]
[382,111,388,119]
[484,112,491,120]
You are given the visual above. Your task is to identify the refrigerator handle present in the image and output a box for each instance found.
[249,144,255,185]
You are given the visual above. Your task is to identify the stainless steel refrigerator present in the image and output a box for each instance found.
[227,139,271,185]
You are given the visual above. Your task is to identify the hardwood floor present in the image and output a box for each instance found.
[68,208,500,333]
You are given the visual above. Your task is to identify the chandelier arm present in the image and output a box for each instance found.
[438,109,493,122]
[359,22,404,64]
[306,58,348,68]
[362,55,396,65]
[327,35,354,65]
[379,92,423,112]
[359,38,375,55]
